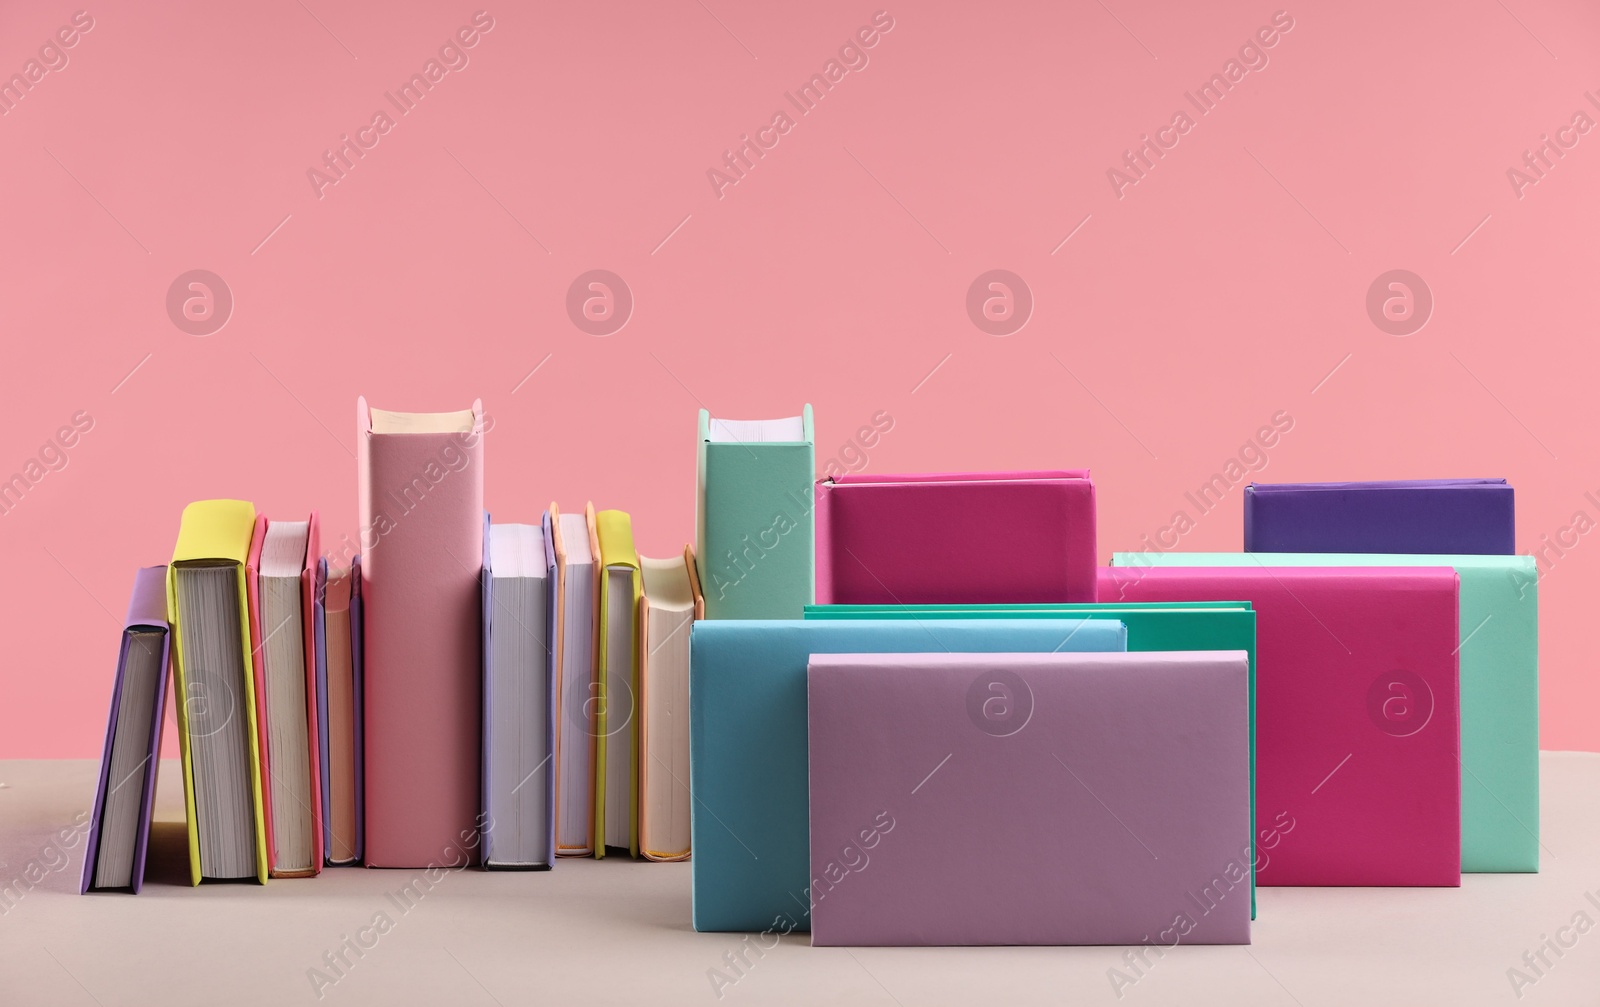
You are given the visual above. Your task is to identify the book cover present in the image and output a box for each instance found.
[166,499,269,885]
[1114,550,1538,873]
[314,557,335,865]
[695,407,815,619]
[637,546,703,863]
[244,513,325,878]
[349,554,365,863]
[806,599,1259,917]
[482,516,555,869]
[81,565,170,894]
[815,471,1097,605]
[808,651,1252,946]
[689,617,1127,932]
[591,508,641,858]
[550,503,597,857]
[1244,478,1515,555]
[1100,563,1461,887]
[357,399,486,868]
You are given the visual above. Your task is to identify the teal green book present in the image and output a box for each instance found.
[1111,551,1539,874]
[695,407,815,619]
[805,600,1259,917]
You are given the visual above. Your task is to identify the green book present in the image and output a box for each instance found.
[805,600,1259,916]
[1111,551,1539,874]
[696,407,815,619]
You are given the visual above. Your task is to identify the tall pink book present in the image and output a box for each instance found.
[357,398,486,868]
[815,471,1097,604]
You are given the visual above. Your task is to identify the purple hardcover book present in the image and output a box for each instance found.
[541,511,558,863]
[479,512,494,862]
[806,651,1252,946]
[351,554,365,862]
[314,557,331,861]
[82,566,171,894]
[1244,479,1514,555]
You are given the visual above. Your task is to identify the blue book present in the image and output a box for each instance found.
[689,618,1128,932]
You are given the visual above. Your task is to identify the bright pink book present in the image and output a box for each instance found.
[815,471,1097,604]
[1099,565,1461,887]
[358,399,485,868]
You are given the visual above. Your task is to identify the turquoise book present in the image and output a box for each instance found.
[689,617,1128,932]
[694,407,815,619]
[806,601,1259,917]
[1112,551,1539,874]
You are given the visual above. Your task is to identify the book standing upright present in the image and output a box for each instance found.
[82,566,171,894]
[550,503,597,857]
[695,407,815,619]
[244,513,324,878]
[357,399,486,868]
[166,499,270,884]
[591,507,641,858]
[637,547,703,862]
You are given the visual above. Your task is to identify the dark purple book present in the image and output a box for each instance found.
[82,566,171,893]
[1245,479,1514,555]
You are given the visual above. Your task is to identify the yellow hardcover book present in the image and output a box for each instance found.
[590,506,641,858]
[166,499,269,884]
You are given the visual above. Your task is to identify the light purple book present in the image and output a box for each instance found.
[315,556,331,861]
[82,566,171,894]
[481,514,556,868]
[350,555,365,862]
[806,651,1252,946]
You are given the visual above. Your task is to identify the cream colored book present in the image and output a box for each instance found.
[637,547,702,862]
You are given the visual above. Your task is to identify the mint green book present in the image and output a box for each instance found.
[696,408,815,619]
[1111,551,1539,874]
[805,600,1260,916]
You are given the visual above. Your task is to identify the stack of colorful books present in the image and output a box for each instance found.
[81,401,1540,957]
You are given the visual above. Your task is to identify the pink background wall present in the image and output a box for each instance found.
[2,1,1596,757]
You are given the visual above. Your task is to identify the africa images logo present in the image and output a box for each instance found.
[966,668,1034,737]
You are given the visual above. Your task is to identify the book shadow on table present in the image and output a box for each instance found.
[144,821,199,887]
[141,820,270,887]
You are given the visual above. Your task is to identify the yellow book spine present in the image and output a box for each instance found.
[234,562,270,884]
[165,564,203,887]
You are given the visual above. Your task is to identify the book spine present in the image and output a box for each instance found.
[698,442,816,619]
[359,411,485,868]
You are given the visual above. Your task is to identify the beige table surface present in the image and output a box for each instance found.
[1,755,1597,1006]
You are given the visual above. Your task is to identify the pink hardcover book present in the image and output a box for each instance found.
[807,651,1252,946]
[243,518,276,871]
[245,513,326,877]
[815,471,1097,605]
[358,398,486,868]
[1099,565,1461,887]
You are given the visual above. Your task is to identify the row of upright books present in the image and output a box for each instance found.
[85,400,708,890]
[81,400,1539,951]
[483,506,704,865]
